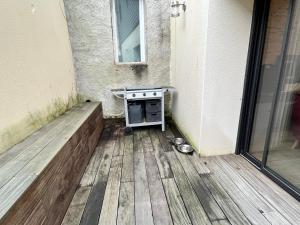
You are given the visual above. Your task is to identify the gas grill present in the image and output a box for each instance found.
[111,86,173,131]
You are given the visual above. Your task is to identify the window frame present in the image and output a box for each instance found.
[111,0,147,65]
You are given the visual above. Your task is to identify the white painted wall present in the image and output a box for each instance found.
[171,0,209,149]
[0,0,76,154]
[171,0,254,156]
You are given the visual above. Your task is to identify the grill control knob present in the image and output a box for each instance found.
[132,93,136,97]
[143,93,146,96]
[153,92,157,96]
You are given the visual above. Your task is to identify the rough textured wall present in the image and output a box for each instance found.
[171,0,254,156]
[64,0,171,117]
[0,0,77,154]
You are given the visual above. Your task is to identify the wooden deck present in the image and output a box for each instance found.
[0,103,103,225]
[61,123,300,225]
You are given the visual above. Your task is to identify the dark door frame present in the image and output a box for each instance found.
[236,0,300,201]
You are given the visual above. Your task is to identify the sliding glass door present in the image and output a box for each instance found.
[239,0,300,199]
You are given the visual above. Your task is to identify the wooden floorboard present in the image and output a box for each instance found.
[79,127,115,225]
[162,178,192,225]
[174,150,227,223]
[117,182,134,225]
[0,107,77,168]
[149,129,173,179]
[144,152,173,225]
[60,125,300,225]
[201,174,252,225]
[223,154,300,224]
[166,152,212,225]
[0,103,103,225]
[121,135,134,183]
[98,156,122,225]
[61,186,91,225]
[204,157,272,225]
[0,108,80,189]
[134,151,154,225]
[80,127,111,187]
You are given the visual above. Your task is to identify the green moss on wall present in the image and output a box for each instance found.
[0,94,83,155]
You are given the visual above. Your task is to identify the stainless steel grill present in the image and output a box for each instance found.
[111,86,173,131]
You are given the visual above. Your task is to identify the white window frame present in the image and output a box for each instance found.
[112,0,146,65]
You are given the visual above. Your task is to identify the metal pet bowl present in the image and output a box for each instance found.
[172,137,185,146]
[178,144,194,154]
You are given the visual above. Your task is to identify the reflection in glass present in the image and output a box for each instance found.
[248,0,300,190]
[115,0,142,63]
[248,0,290,161]
[267,0,300,190]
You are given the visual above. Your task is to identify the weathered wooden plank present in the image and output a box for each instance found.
[201,174,252,225]
[79,181,107,225]
[0,103,98,184]
[133,131,143,153]
[149,129,173,179]
[23,201,47,225]
[110,155,123,168]
[80,128,116,225]
[174,151,226,222]
[45,111,103,225]
[16,108,93,177]
[117,182,134,225]
[121,134,134,183]
[0,107,83,189]
[0,107,78,168]
[124,135,133,155]
[188,153,211,175]
[95,127,118,182]
[204,157,271,225]
[113,128,125,156]
[140,130,154,152]
[43,139,91,225]
[166,152,211,225]
[122,154,134,183]
[98,156,122,225]
[156,129,173,152]
[134,152,154,225]
[0,103,102,225]
[214,156,273,213]
[0,175,37,219]
[4,131,89,224]
[263,211,292,225]
[80,127,110,187]
[211,219,231,225]
[223,154,300,224]
[232,154,300,208]
[61,186,91,225]
[123,134,133,156]
[162,178,192,225]
[144,152,173,225]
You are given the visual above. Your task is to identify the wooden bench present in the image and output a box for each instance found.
[0,102,104,225]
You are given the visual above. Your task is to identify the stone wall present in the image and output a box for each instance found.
[64,0,171,117]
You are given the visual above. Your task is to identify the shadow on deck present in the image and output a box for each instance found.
[61,123,300,225]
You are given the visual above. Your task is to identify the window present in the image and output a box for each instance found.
[112,0,146,64]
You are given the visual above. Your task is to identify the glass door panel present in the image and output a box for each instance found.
[248,0,290,161]
[267,0,300,190]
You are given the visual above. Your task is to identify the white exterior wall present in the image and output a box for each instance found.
[171,0,254,156]
[0,0,76,154]
[171,0,209,149]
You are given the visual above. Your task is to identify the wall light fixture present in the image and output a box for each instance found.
[171,0,187,17]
